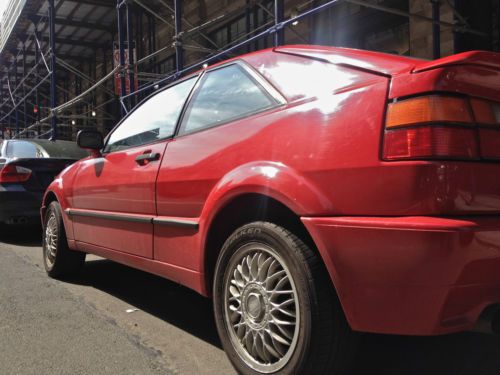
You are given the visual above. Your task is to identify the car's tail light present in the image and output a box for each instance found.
[383,95,500,161]
[471,99,500,160]
[0,165,32,183]
[383,126,479,160]
[386,96,473,128]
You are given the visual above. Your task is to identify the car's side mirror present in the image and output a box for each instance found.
[77,130,104,157]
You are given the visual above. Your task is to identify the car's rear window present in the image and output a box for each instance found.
[6,140,88,159]
[34,141,88,159]
[5,141,41,158]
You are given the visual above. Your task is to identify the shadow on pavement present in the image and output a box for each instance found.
[0,224,42,247]
[1,228,500,374]
[351,331,500,374]
[73,259,500,375]
[73,258,222,348]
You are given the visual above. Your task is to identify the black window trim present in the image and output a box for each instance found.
[175,59,287,138]
[102,73,202,155]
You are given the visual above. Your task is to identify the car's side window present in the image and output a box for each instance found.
[180,64,278,135]
[105,77,197,153]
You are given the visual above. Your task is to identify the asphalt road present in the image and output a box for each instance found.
[1,226,500,375]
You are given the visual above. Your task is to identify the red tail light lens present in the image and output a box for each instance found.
[479,129,500,160]
[383,95,500,161]
[0,165,32,183]
[383,126,479,160]
[470,99,500,126]
[472,99,500,160]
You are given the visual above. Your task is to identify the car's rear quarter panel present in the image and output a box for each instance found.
[156,54,390,219]
[155,55,390,274]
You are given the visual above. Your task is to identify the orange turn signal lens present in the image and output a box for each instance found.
[386,96,473,129]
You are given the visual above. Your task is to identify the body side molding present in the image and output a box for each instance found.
[65,208,199,229]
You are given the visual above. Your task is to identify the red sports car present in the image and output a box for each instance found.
[41,45,500,374]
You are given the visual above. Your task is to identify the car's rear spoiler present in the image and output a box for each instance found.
[413,51,500,73]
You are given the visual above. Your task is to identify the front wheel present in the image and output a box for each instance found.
[43,201,85,278]
[213,222,356,375]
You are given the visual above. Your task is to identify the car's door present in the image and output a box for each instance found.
[71,76,198,257]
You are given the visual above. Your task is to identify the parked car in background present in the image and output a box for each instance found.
[41,45,500,374]
[0,139,88,225]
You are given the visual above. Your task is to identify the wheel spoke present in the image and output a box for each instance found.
[262,330,282,360]
[257,257,273,282]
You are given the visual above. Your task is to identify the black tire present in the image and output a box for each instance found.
[42,201,85,278]
[213,221,357,375]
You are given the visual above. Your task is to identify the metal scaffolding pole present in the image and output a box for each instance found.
[35,27,40,127]
[126,2,136,106]
[246,1,252,53]
[117,0,128,115]
[152,17,157,74]
[13,58,19,136]
[174,0,183,72]
[431,0,441,59]
[274,0,285,46]
[0,78,3,138]
[453,0,462,53]
[22,42,27,128]
[49,0,58,140]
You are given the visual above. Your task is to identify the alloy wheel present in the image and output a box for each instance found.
[44,213,58,267]
[223,242,300,373]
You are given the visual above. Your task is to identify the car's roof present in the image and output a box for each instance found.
[6,139,73,144]
[23,139,76,147]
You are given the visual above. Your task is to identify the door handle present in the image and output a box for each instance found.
[135,152,161,165]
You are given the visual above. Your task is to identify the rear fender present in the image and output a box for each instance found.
[198,161,333,270]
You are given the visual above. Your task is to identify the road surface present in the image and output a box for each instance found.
[1,226,499,374]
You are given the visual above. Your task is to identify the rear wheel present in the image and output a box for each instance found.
[213,222,356,375]
[43,201,85,278]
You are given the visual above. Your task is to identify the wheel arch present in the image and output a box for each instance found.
[41,188,75,241]
[43,190,59,206]
[202,193,338,299]
[41,191,59,226]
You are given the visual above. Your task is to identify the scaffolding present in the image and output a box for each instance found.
[0,0,496,141]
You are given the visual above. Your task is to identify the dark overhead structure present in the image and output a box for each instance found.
[0,0,499,141]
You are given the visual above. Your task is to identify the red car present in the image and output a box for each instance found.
[41,45,500,374]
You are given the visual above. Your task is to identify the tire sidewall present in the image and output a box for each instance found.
[42,201,63,274]
[213,223,315,375]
